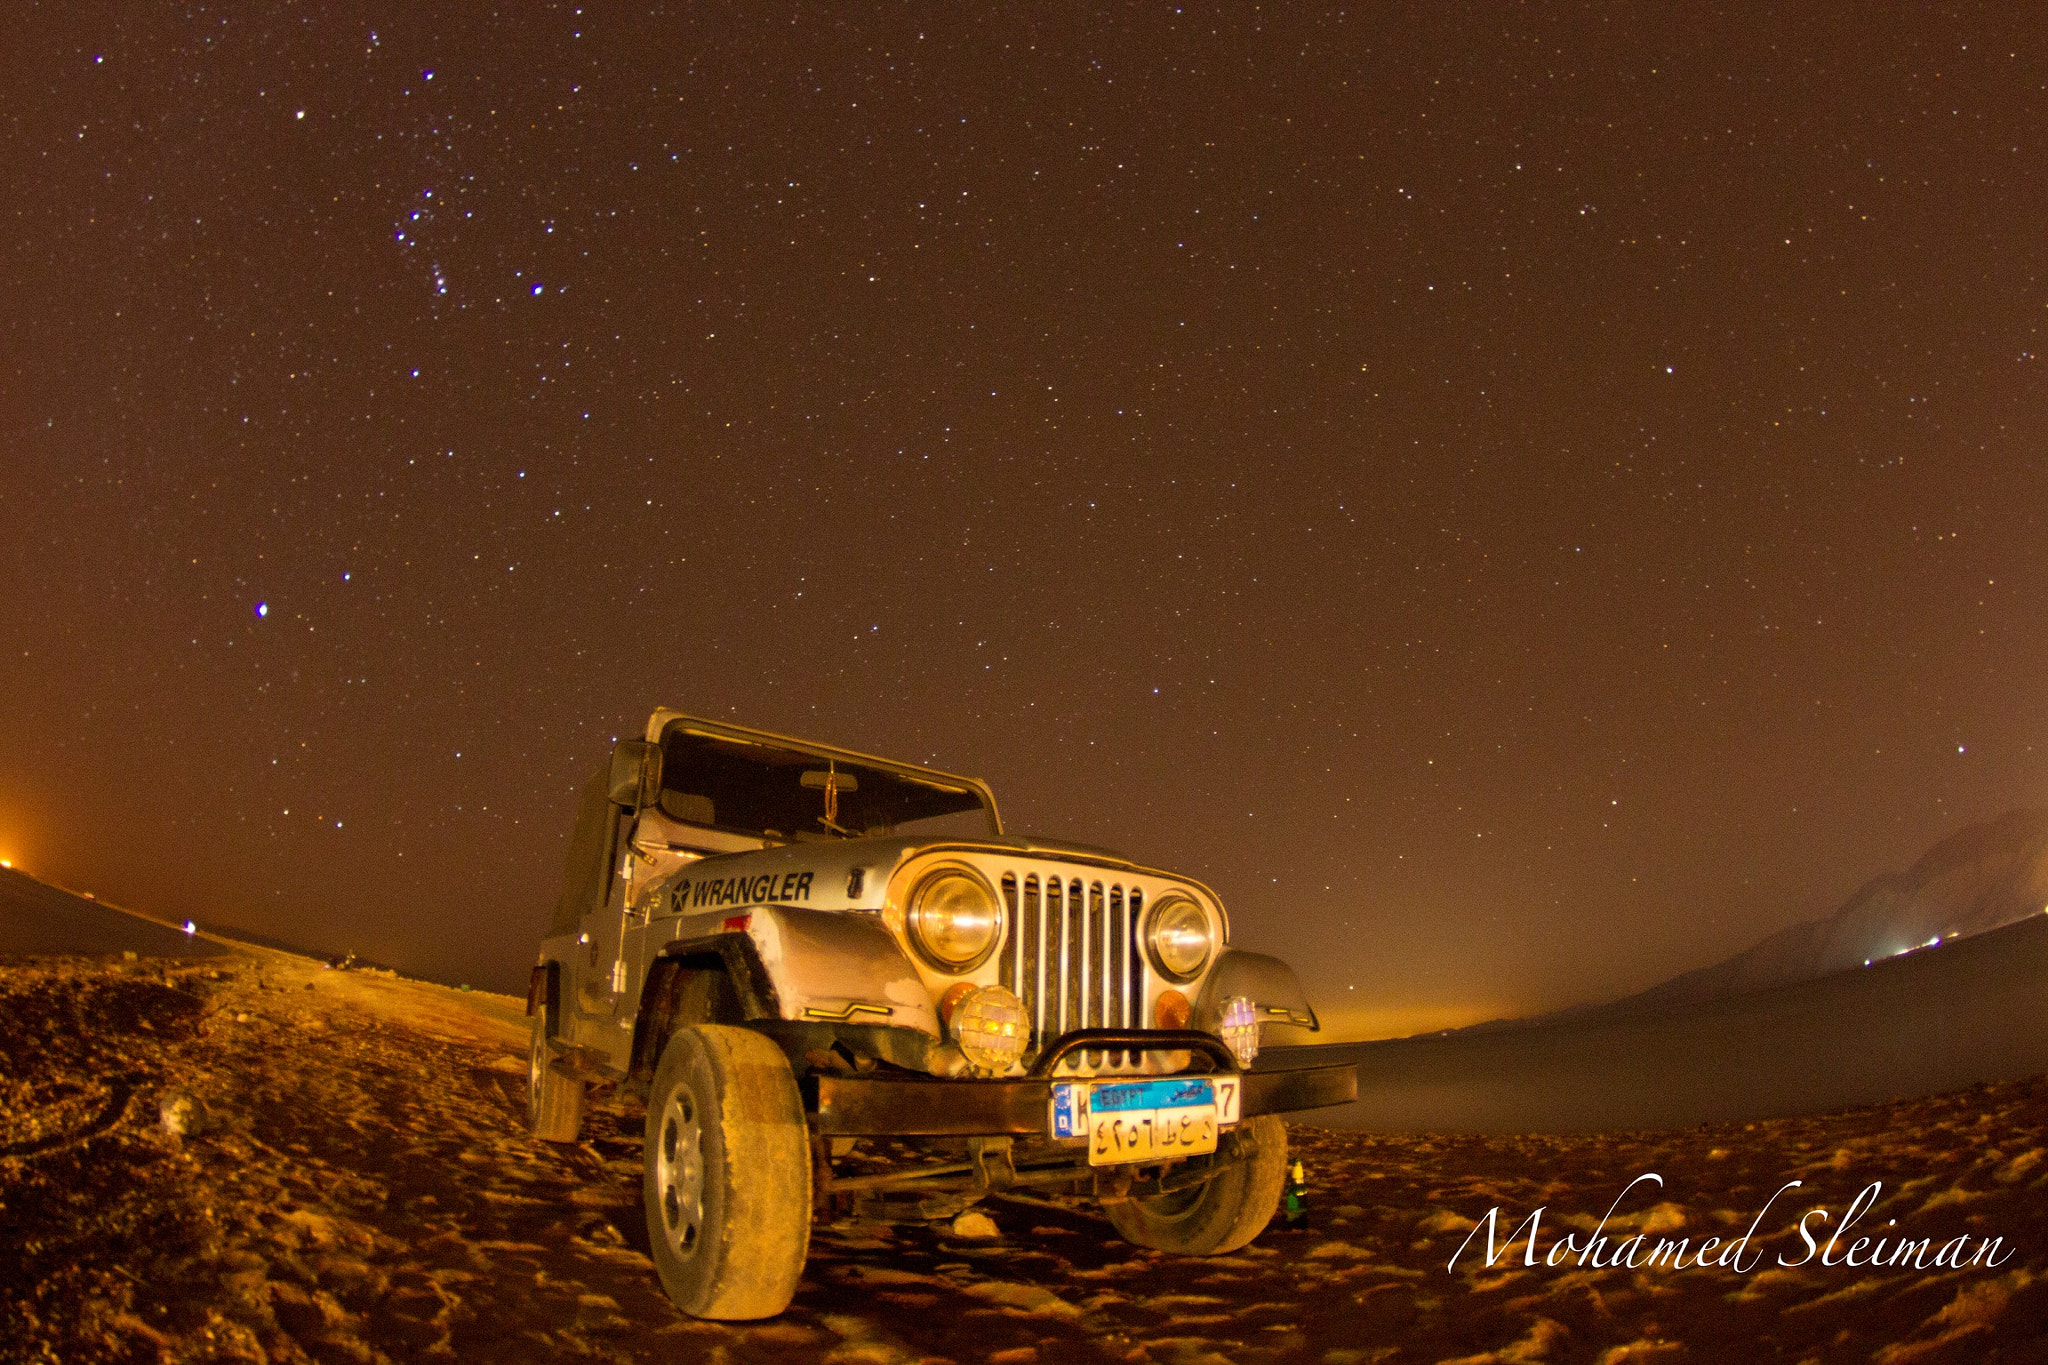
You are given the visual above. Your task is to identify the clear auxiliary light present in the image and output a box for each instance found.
[1219,995,1260,1068]
[949,983,1028,1073]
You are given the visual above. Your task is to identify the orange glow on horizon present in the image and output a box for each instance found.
[1315,1002,1505,1043]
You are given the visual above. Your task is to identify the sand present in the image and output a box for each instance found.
[4,949,2045,1364]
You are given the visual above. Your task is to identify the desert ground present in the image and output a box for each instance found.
[4,945,2045,1365]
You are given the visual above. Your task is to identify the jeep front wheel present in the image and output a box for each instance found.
[644,1024,812,1319]
[526,1000,584,1143]
[1105,1114,1287,1255]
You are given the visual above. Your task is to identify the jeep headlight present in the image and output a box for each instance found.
[906,867,1003,971]
[1145,896,1213,981]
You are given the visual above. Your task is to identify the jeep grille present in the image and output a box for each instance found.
[997,872,1143,1049]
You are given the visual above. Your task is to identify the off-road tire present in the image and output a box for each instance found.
[1106,1114,1287,1255]
[643,1024,812,1319]
[527,1001,585,1143]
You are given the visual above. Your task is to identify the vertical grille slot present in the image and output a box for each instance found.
[1126,887,1145,1029]
[998,867,1142,1062]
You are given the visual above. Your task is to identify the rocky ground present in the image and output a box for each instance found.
[3,948,2045,1365]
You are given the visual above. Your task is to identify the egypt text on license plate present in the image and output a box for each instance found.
[1050,1077,1219,1165]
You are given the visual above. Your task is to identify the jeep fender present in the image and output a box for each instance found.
[1194,949,1320,1033]
[646,905,941,1039]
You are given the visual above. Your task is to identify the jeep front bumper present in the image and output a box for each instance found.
[805,1056,1357,1136]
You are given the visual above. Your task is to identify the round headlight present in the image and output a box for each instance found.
[1146,896,1214,981]
[907,868,1003,970]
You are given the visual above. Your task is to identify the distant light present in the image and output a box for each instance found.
[0,859,10,869]
[182,920,196,935]
[531,282,544,295]
[255,601,268,618]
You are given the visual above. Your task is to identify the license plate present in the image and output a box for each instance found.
[1050,1077,1220,1166]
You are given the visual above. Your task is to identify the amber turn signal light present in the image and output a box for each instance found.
[1154,989,1191,1031]
[938,981,976,1026]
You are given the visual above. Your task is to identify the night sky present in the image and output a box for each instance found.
[6,5,2046,1036]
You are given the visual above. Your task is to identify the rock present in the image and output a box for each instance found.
[949,1210,999,1239]
[159,1092,211,1137]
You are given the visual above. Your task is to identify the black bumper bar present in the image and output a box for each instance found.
[806,1061,1359,1137]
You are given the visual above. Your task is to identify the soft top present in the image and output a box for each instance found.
[550,770,616,939]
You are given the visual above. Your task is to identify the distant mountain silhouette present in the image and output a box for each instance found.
[1428,809,2048,1039]
[1618,807,2048,1012]
[1272,811,2048,1128]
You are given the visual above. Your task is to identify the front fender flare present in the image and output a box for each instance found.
[1194,949,1320,1033]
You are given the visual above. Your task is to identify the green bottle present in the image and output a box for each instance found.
[1282,1159,1308,1228]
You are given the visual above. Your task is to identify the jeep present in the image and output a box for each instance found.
[528,710,1354,1319]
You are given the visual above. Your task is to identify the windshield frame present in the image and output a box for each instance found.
[646,709,1003,843]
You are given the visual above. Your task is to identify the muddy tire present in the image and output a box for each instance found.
[644,1025,812,1319]
[527,1001,584,1143]
[1106,1114,1287,1255]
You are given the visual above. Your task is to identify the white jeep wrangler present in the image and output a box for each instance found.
[529,710,1353,1319]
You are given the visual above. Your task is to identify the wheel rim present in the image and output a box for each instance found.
[654,1082,705,1257]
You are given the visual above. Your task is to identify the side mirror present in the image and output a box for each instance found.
[608,740,663,810]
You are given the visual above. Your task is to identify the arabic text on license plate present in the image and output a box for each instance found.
[1072,1078,1218,1166]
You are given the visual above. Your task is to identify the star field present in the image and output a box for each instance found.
[4,5,2046,1030]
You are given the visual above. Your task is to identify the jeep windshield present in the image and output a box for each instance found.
[655,723,998,841]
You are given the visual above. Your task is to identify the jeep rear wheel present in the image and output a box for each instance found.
[526,1000,585,1143]
[1105,1114,1287,1255]
[644,1024,812,1319]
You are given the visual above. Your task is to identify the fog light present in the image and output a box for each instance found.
[950,984,1028,1073]
[1219,995,1259,1068]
